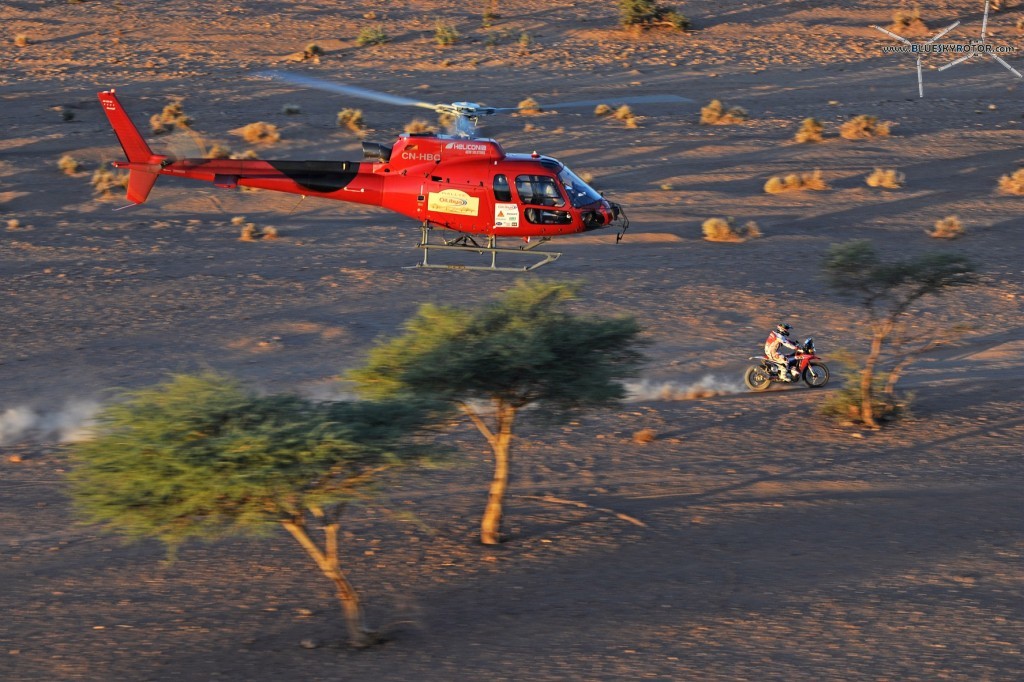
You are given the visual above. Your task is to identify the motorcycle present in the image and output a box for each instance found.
[744,337,830,391]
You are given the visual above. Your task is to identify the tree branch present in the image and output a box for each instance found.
[457,401,497,448]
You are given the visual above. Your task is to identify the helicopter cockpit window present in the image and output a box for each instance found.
[515,175,565,207]
[558,167,603,208]
[493,174,512,202]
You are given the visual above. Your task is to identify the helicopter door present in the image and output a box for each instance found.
[515,174,572,225]
[492,173,519,229]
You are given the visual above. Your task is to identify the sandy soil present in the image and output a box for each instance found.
[1,1,1022,680]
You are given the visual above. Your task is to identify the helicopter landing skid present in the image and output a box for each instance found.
[412,224,561,272]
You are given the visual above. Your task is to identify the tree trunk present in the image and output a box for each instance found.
[480,400,515,545]
[860,323,889,429]
[281,518,376,648]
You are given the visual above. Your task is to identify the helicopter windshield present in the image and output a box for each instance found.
[558,167,603,208]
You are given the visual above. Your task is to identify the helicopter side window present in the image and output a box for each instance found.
[493,174,512,202]
[514,175,565,208]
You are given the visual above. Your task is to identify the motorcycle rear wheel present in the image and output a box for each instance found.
[744,365,772,391]
[802,362,830,388]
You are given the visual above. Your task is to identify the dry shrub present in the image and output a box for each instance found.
[840,114,891,140]
[404,118,437,134]
[230,216,247,226]
[91,168,130,197]
[7,219,21,230]
[517,97,542,115]
[594,103,613,117]
[632,428,657,444]
[282,104,302,115]
[204,145,232,159]
[997,168,1024,194]
[702,217,761,243]
[866,168,905,189]
[337,108,365,133]
[231,149,260,160]
[438,111,457,130]
[700,99,748,125]
[613,105,639,128]
[434,21,459,47]
[619,0,689,31]
[302,43,323,61]
[891,7,927,33]
[579,171,595,184]
[793,117,824,143]
[356,25,388,46]
[239,122,280,145]
[240,222,279,241]
[150,100,192,135]
[764,170,829,193]
[927,215,964,239]
[14,34,30,47]
[58,155,82,176]
[239,223,259,241]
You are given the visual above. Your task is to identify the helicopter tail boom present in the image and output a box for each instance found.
[98,89,167,203]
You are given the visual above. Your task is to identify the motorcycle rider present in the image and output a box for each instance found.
[764,323,800,381]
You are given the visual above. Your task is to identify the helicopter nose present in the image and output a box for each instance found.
[582,202,618,230]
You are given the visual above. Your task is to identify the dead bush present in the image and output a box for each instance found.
[866,168,905,189]
[404,118,437,134]
[890,7,927,33]
[764,170,829,193]
[997,168,1024,194]
[14,34,30,47]
[336,108,365,133]
[58,155,82,176]
[239,122,280,145]
[702,217,762,243]
[517,97,542,115]
[239,223,259,241]
[927,215,964,239]
[632,428,657,444]
[700,99,748,125]
[150,100,192,135]
[282,104,302,115]
[204,145,232,159]
[91,167,130,197]
[840,115,891,140]
[793,117,824,143]
[302,43,323,61]
[613,104,639,128]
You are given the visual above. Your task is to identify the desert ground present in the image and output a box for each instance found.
[1,0,1022,680]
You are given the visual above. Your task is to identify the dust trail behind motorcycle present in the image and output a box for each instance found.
[625,375,744,402]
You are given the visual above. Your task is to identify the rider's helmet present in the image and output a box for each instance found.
[775,323,792,336]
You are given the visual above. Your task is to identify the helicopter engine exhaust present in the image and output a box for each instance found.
[361,141,393,163]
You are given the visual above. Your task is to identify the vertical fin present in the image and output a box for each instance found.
[98,89,164,204]
[98,89,153,162]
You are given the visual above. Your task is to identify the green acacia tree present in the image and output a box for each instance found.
[68,373,430,647]
[348,280,646,545]
[823,240,976,428]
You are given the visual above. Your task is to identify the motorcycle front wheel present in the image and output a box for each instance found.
[802,362,830,388]
[744,365,772,391]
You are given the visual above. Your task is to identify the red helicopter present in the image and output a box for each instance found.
[99,72,687,271]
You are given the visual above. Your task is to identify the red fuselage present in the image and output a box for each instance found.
[100,90,620,240]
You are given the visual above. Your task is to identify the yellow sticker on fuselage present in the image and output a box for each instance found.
[428,189,480,216]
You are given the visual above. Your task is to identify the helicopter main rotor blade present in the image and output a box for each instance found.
[536,94,693,110]
[258,71,440,112]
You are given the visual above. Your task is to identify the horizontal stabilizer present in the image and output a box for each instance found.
[126,168,160,204]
